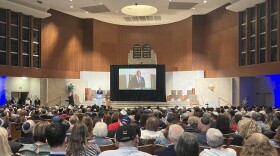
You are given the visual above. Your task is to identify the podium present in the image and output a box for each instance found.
[96,94,103,106]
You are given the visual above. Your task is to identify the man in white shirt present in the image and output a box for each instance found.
[99,124,151,156]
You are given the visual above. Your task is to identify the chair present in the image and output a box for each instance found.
[138,144,154,155]
[154,144,165,151]
[199,146,210,153]
[11,122,23,140]
[223,133,234,147]
[275,147,280,155]
[228,145,243,156]
[99,144,117,152]
[147,139,156,145]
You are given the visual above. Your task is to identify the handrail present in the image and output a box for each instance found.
[218,97,231,106]
[46,96,61,106]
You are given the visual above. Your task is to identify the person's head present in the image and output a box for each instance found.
[136,70,141,77]
[241,133,278,156]
[146,116,159,131]
[216,114,231,131]
[237,118,261,139]
[168,124,184,144]
[93,121,108,137]
[175,132,199,156]
[188,116,199,125]
[198,116,210,132]
[115,124,138,147]
[82,116,93,138]
[206,128,224,148]
[67,122,89,155]
[140,113,149,128]
[46,123,67,149]
[111,112,119,123]
[234,114,243,124]
[103,113,112,126]
[33,121,50,143]
[251,112,261,121]
[22,120,36,134]
[121,116,131,125]
[0,127,12,156]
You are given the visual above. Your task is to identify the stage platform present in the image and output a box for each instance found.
[80,100,199,109]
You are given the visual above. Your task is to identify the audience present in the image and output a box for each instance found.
[200,128,236,156]
[216,114,234,134]
[92,121,112,145]
[81,115,94,140]
[155,124,184,156]
[66,122,101,156]
[46,123,67,156]
[99,124,152,156]
[241,133,278,156]
[18,121,51,155]
[175,132,199,156]
[270,125,280,147]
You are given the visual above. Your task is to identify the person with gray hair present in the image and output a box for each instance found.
[199,128,236,156]
[155,124,184,156]
[251,112,272,134]
[175,132,199,156]
[92,121,112,145]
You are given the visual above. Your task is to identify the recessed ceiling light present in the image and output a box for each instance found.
[22,77,27,80]
[69,0,72,1]
[85,11,88,13]
[121,5,158,16]
[203,0,207,3]
[100,3,102,5]
[70,5,73,8]
[192,7,195,10]
[116,11,118,13]
[169,0,172,1]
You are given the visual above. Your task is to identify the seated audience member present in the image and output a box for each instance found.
[67,122,101,156]
[210,112,219,128]
[40,109,52,120]
[69,115,79,131]
[251,112,272,134]
[155,124,184,156]
[46,123,67,156]
[196,115,211,146]
[200,128,236,156]
[216,114,234,134]
[0,119,23,154]
[121,116,131,125]
[108,112,120,132]
[103,113,112,126]
[141,116,164,139]
[175,132,199,156]
[30,110,44,121]
[139,113,150,129]
[185,116,200,133]
[230,113,242,131]
[92,121,112,145]
[241,133,278,156]
[60,110,70,120]
[230,118,261,146]
[0,127,13,156]
[99,124,152,156]
[16,120,36,144]
[82,116,94,140]
[19,121,51,155]
[270,125,280,147]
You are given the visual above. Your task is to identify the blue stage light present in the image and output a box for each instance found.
[0,76,7,106]
[266,75,280,108]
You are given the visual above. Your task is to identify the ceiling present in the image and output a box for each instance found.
[1,0,240,26]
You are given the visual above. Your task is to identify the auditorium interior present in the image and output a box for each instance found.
[1,0,280,109]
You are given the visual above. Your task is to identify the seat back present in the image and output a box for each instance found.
[199,146,210,153]
[228,145,243,156]
[138,144,154,155]
[154,144,165,152]
[223,133,234,147]
[99,144,117,152]
[11,122,23,140]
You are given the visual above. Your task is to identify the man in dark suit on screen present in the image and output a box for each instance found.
[128,70,145,89]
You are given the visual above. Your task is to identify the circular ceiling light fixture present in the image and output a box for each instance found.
[121,4,157,16]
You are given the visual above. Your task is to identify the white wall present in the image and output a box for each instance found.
[5,77,40,99]
[195,78,233,107]
[80,71,110,90]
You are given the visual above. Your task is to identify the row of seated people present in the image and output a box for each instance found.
[0,104,280,155]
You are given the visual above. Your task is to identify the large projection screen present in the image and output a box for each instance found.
[110,65,166,102]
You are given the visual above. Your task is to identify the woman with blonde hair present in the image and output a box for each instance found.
[230,118,261,146]
[0,127,13,156]
[241,133,278,156]
[67,122,101,156]
[270,125,280,147]
[82,115,94,139]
